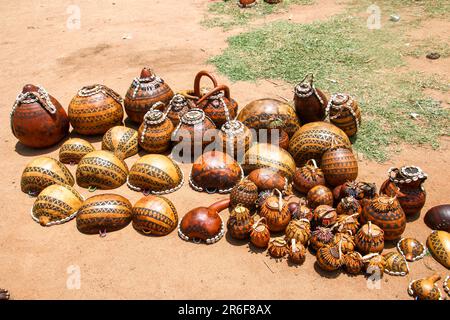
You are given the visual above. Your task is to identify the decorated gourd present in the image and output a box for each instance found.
[288,121,351,166]
[11,84,69,148]
[138,102,174,153]
[127,154,184,195]
[397,237,426,262]
[408,274,443,300]
[259,189,291,232]
[268,238,289,258]
[336,214,360,236]
[76,150,129,190]
[343,252,364,275]
[242,143,296,181]
[178,199,229,244]
[218,119,253,160]
[76,194,132,234]
[288,198,313,221]
[31,184,83,226]
[426,230,450,269]
[293,159,325,194]
[189,151,243,193]
[321,145,358,187]
[59,138,95,164]
[383,251,409,276]
[307,185,333,209]
[21,157,74,196]
[131,195,178,236]
[362,253,386,276]
[166,94,194,126]
[361,195,406,241]
[230,179,259,210]
[288,239,306,264]
[171,108,216,157]
[316,241,343,272]
[285,219,311,246]
[380,166,427,217]
[68,84,124,135]
[310,227,334,251]
[227,205,254,240]
[237,98,300,137]
[248,168,288,193]
[196,84,238,128]
[102,126,138,159]
[314,205,337,227]
[124,67,174,123]
[355,221,384,254]
[324,93,361,137]
[250,217,271,248]
[331,232,355,254]
[336,196,362,216]
[293,73,328,124]
[424,204,450,232]
[266,128,289,150]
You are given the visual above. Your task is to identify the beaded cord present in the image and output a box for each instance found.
[77,84,123,104]
[131,75,164,98]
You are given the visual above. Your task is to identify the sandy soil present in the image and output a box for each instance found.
[0,0,449,300]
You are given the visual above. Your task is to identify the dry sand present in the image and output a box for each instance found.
[0,0,449,299]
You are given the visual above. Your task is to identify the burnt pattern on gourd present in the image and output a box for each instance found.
[68,84,124,135]
[59,138,95,164]
[31,184,84,226]
[408,274,443,300]
[361,195,406,241]
[426,230,450,269]
[397,238,426,262]
[321,145,358,187]
[132,195,178,236]
[21,157,74,196]
[124,68,174,123]
[324,93,361,137]
[127,155,184,195]
[102,126,138,159]
[288,121,351,167]
[293,159,325,194]
[76,194,132,234]
[76,151,129,190]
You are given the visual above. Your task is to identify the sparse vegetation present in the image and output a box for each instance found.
[208,14,449,161]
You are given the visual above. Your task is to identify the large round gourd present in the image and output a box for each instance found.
[288,121,351,166]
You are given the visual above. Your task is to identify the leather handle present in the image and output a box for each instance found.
[208,199,230,214]
[193,70,218,98]
[196,84,231,105]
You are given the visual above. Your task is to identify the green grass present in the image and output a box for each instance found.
[209,16,450,161]
[202,0,315,30]
[348,0,450,18]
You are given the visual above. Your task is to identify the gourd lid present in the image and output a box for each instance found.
[330,93,351,106]
[143,109,165,125]
[272,238,287,247]
[170,94,189,111]
[181,108,205,125]
[221,120,245,136]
